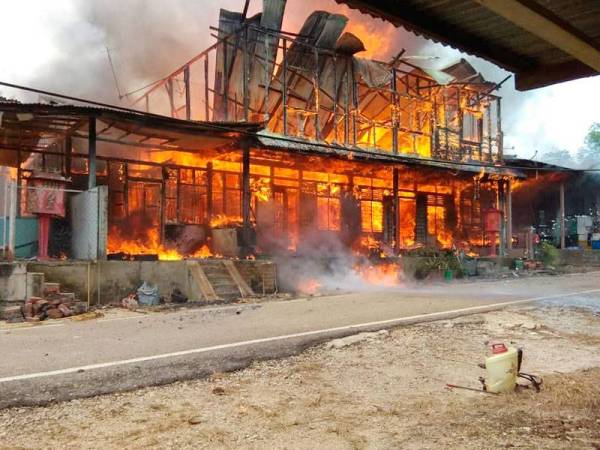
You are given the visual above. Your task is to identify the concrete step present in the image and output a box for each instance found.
[26,272,45,298]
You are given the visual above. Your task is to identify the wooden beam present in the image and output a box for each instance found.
[515,59,598,91]
[476,0,600,72]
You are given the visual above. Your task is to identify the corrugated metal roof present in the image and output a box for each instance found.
[335,0,600,90]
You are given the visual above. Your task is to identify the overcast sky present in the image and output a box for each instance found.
[1,0,598,159]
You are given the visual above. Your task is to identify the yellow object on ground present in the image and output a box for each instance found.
[485,344,518,393]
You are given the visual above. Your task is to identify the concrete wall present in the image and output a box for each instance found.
[0,262,27,301]
[559,249,600,267]
[24,259,277,305]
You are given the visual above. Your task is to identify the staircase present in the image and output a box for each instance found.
[188,260,256,303]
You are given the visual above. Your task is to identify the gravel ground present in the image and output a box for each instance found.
[1,304,600,449]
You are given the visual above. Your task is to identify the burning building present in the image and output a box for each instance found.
[0,0,524,301]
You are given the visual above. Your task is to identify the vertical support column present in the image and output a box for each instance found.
[242,25,249,122]
[391,68,398,155]
[498,179,506,257]
[206,162,213,224]
[204,57,210,121]
[282,40,288,135]
[8,180,17,260]
[344,57,351,145]
[497,98,503,162]
[507,178,513,250]
[184,66,191,120]
[88,116,97,190]
[559,182,565,249]
[351,59,358,146]
[167,78,175,118]
[313,48,320,141]
[65,134,72,177]
[332,54,338,143]
[223,35,229,121]
[241,141,251,256]
[392,167,399,254]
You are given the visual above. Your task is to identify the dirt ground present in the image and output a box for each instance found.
[1,304,600,450]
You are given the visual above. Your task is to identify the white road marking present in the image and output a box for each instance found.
[0,323,64,333]
[0,288,599,384]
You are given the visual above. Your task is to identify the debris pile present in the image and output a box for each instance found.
[22,295,87,322]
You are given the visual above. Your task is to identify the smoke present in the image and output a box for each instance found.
[1,0,598,158]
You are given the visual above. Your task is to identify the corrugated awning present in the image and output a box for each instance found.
[255,131,525,177]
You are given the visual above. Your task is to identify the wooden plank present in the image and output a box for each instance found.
[222,260,255,298]
[187,261,220,302]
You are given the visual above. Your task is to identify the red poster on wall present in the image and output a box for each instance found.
[26,172,68,218]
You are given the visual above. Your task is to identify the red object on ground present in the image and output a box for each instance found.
[491,343,508,354]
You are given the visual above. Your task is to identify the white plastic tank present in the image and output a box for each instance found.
[485,343,519,393]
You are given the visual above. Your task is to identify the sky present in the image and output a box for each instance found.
[0,0,598,160]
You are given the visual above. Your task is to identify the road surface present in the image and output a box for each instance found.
[1,272,599,408]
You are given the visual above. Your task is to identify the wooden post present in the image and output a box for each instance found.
[497,98,503,162]
[206,162,213,223]
[344,57,350,145]
[498,179,506,256]
[204,57,210,121]
[184,66,191,120]
[241,141,251,255]
[314,48,320,141]
[560,182,565,249]
[65,134,72,177]
[223,35,229,121]
[507,178,513,250]
[351,59,358,146]
[282,39,288,135]
[391,69,398,155]
[393,167,399,254]
[167,78,175,118]
[243,25,249,122]
[332,54,338,143]
[88,116,96,190]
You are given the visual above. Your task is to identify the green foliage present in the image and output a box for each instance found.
[413,250,465,280]
[538,241,560,267]
[577,122,600,166]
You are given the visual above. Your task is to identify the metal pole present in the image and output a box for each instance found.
[88,116,97,190]
[560,182,565,249]
[241,141,251,256]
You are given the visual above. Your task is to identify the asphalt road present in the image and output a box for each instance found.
[1,272,599,408]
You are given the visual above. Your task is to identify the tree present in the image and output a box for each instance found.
[541,148,576,167]
[577,122,600,168]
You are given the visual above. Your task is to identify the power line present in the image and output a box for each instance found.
[1,79,599,173]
